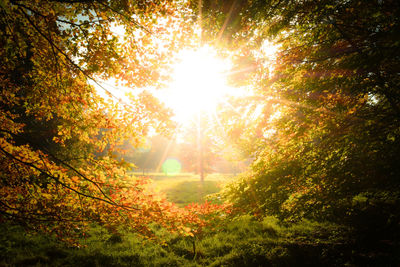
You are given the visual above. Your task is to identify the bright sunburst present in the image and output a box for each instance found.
[160,46,232,123]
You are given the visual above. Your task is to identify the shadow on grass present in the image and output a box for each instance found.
[164,181,221,207]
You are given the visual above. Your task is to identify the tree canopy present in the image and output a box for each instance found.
[0,0,198,242]
[199,0,400,243]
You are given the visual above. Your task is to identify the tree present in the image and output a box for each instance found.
[179,115,218,181]
[196,0,400,246]
[127,135,178,174]
[0,0,196,242]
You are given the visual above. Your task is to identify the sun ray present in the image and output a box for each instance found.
[216,0,238,41]
[156,132,178,173]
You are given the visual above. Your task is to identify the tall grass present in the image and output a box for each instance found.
[1,216,360,267]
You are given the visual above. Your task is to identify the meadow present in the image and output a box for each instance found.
[136,173,234,206]
[1,173,396,266]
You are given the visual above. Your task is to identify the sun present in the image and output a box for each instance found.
[160,46,232,123]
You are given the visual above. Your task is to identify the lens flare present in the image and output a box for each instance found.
[161,158,182,176]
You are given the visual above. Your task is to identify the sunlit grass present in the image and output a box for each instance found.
[163,181,221,206]
[130,172,235,206]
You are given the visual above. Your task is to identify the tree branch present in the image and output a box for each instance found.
[0,145,140,211]
[17,6,121,100]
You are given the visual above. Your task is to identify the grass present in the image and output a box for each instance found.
[163,180,221,206]
[2,173,398,266]
[0,216,365,267]
[132,172,235,207]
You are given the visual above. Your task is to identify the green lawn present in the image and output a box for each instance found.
[131,172,235,207]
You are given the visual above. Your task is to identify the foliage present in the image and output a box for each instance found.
[213,0,400,217]
[2,0,400,264]
[192,0,400,259]
[0,0,200,242]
